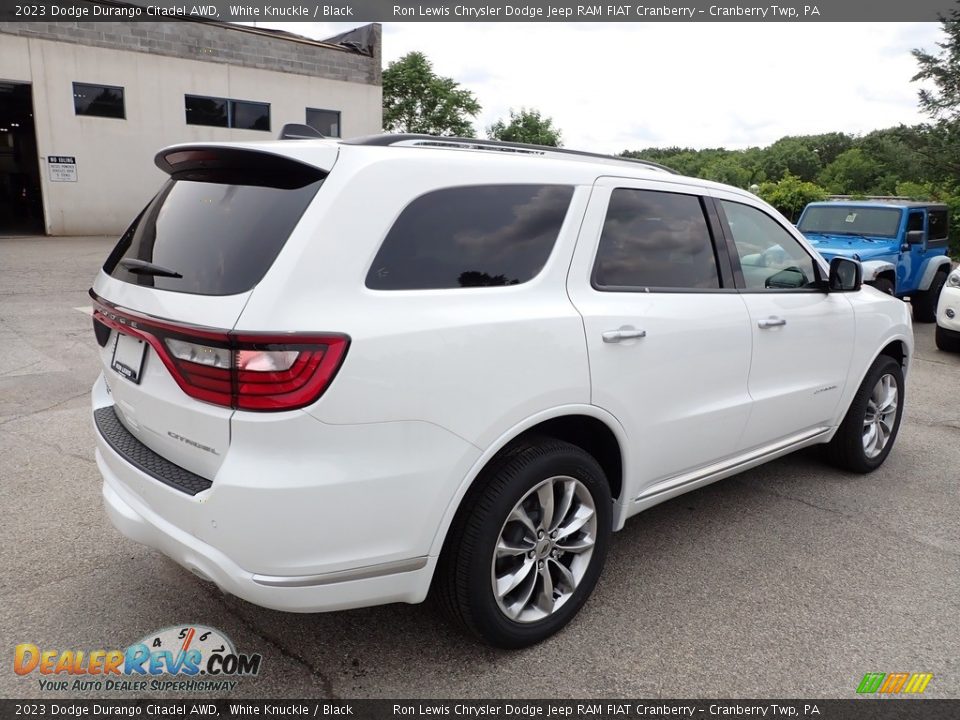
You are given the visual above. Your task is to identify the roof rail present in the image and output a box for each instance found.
[342,134,677,174]
[826,195,913,201]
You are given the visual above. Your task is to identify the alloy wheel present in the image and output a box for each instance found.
[862,373,898,459]
[490,475,597,623]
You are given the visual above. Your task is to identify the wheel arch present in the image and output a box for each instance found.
[861,260,896,286]
[860,338,911,391]
[878,338,909,370]
[918,256,952,291]
[831,335,911,435]
[427,406,629,559]
[826,338,908,473]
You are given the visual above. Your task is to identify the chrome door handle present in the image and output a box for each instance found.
[602,327,647,343]
[758,316,787,329]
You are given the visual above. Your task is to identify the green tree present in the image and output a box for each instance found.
[759,138,822,182]
[801,132,855,167]
[739,146,768,183]
[850,128,925,193]
[912,12,960,178]
[701,155,752,188]
[818,148,886,195]
[913,9,960,122]
[649,150,707,177]
[382,51,481,136]
[895,180,937,200]
[622,147,756,181]
[900,120,960,181]
[756,173,828,221]
[621,147,704,176]
[487,108,563,146]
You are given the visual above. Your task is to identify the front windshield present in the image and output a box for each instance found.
[798,206,902,238]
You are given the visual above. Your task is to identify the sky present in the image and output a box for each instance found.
[252,22,944,155]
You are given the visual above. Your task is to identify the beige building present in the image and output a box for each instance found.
[0,19,382,236]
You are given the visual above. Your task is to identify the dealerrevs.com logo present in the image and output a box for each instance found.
[14,625,262,693]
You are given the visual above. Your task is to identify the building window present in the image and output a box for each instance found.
[73,82,125,119]
[231,101,270,131]
[185,95,270,131]
[306,108,341,137]
[185,95,228,127]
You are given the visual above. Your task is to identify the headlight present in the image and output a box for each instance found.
[949,271,960,287]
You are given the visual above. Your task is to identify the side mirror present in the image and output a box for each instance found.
[906,230,924,245]
[766,267,809,289]
[828,257,862,292]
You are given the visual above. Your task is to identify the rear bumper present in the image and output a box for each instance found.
[100,465,436,612]
[937,324,960,343]
[92,372,480,613]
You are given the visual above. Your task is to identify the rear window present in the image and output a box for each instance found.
[365,184,574,290]
[104,152,324,296]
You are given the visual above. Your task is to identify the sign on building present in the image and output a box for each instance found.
[48,156,78,182]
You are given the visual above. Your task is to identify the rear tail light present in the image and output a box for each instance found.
[165,338,233,368]
[91,294,349,412]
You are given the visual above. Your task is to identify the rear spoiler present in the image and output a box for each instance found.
[154,146,330,188]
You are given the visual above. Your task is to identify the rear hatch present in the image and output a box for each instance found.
[92,142,339,481]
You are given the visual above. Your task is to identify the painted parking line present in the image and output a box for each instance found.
[73,306,92,315]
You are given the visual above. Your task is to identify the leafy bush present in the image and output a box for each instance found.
[756,174,828,222]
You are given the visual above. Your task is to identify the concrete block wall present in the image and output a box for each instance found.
[0,20,381,85]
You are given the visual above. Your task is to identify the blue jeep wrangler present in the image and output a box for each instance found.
[796,200,953,322]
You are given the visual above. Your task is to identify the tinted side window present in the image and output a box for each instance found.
[721,200,818,291]
[366,185,573,290]
[593,189,719,290]
[929,209,948,240]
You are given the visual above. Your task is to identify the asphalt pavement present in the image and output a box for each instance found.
[1,235,957,700]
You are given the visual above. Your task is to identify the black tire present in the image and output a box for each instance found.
[936,325,960,352]
[826,355,904,473]
[434,438,612,648]
[871,277,895,296]
[912,269,948,323]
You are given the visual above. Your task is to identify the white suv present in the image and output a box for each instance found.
[91,134,913,647]
[936,265,960,352]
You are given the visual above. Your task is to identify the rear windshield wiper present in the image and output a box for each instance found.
[119,259,183,278]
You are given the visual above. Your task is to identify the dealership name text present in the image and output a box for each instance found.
[390,5,821,19]
[392,704,820,717]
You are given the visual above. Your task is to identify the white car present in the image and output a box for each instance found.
[91,134,913,647]
[935,265,960,352]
